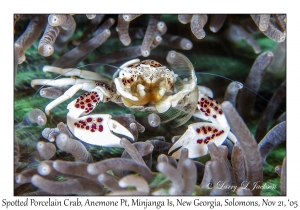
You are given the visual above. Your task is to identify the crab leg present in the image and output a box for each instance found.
[31,78,92,87]
[36,80,97,115]
[42,66,111,83]
[44,84,86,115]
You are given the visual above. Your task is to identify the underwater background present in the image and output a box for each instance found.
[14,14,286,195]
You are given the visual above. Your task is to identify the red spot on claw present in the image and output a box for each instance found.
[197,139,203,144]
[75,104,79,108]
[97,118,103,123]
[91,123,97,129]
[213,115,217,118]
[196,128,201,133]
[87,118,92,122]
[86,126,89,130]
[98,125,103,132]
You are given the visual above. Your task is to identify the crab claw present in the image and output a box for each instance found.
[67,113,134,147]
[168,122,229,159]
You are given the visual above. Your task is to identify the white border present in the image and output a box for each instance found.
[3,0,297,209]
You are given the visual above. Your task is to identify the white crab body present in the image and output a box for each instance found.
[114,60,178,110]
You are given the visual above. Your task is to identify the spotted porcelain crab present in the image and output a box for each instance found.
[31,51,237,158]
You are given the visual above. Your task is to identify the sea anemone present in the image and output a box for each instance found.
[14,14,285,196]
